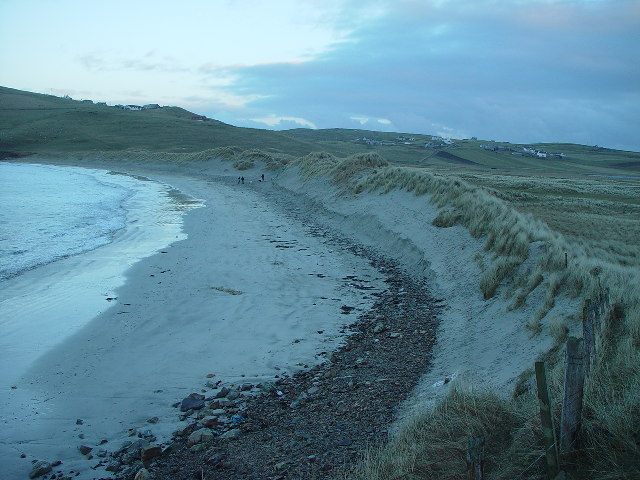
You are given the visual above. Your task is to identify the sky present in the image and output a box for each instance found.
[1,0,639,151]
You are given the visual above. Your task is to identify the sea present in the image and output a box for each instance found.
[0,162,193,282]
[0,162,203,480]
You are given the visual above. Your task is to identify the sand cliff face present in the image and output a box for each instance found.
[269,165,578,421]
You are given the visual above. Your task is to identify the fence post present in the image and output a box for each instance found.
[467,436,485,480]
[535,361,560,479]
[560,337,584,459]
[583,299,596,377]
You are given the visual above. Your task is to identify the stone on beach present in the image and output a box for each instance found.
[28,461,52,479]
[180,393,206,412]
[141,445,162,465]
[187,428,215,446]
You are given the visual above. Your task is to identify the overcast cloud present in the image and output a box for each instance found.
[1,0,638,150]
[221,0,640,150]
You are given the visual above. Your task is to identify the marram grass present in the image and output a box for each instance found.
[287,152,639,480]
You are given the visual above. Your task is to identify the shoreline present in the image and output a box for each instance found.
[3,156,579,479]
[1,159,390,480]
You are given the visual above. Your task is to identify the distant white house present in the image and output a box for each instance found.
[143,104,160,109]
[124,105,143,111]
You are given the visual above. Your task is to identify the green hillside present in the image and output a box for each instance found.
[0,86,318,157]
[2,86,639,176]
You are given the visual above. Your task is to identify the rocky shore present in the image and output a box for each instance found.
[18,169,444,480]
[114,243,441,479]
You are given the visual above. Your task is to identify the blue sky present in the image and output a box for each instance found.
[1,0,639,151]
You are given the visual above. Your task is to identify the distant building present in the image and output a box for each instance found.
[143,104,160,109]
[124,105,143,111]
[81,99,93,104]
[191,115,208,121]
[96,102,107,106]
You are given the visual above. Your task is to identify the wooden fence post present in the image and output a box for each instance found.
[535,361,560,479]
[467,436,485,480]
[582,299,596,377]
[560,337,585,458]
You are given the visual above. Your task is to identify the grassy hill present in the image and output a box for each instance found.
[0,86,319,157]
[3,86,639,175]
[284,128,640,175]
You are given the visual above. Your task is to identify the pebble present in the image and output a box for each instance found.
[105,462,121,472]
[134,468,150,480]
[78,445,92,456]
[215,387,231,399]
[373,323,386,333]
[187,428,215,446]
[28,461,52,479]
[201,416,223,428]
[206,452,225,466]
[141,445,162,465]
[180,393,206,412]
[219,428,241,439]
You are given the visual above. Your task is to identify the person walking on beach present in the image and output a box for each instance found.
[241,176,245,184]
[261,173,264,182]
[237,176,241,184]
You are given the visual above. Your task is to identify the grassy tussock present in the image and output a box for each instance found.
[233,149,294,170]
[293,151,388,185]
[344,386,542,480]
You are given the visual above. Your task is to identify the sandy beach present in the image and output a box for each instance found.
[0,161,387,479]
[0,157,578,479]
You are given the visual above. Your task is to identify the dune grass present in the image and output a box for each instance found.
[286,151,640,479]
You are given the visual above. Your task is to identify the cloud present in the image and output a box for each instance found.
[349,115,394,128]
[249,115,317,129]
[213,0,640,150]
[78,51,189,73]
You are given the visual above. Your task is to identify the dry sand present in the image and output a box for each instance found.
[0,157,578,479]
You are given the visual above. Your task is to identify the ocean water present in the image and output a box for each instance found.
[0,163,135,281]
